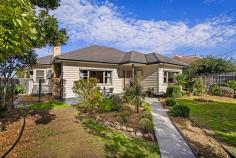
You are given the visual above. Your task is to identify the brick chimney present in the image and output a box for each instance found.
[53,46,61,57]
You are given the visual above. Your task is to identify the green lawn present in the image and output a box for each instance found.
[27,101,69,109]
[177,97,236,154]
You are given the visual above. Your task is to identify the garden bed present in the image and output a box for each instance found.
[78,103,156,141]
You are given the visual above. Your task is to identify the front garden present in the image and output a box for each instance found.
[0,78,160,158]
[72,78,160,157]
[160,71,236,157]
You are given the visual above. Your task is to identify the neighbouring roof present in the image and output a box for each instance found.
[37,55,53,65]
[37,45,188,66]
[172,55,201,65]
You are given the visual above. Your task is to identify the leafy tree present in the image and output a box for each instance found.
[34,10,68,47]
[0,0,68,60]
[227,80,236,96]
[31,0,60,11]
[72,78,102,112]
[0,0,37,60]
[187,56,236,76]
[0,0,68,110]
[123,79,144,113]
[0,51,37,109]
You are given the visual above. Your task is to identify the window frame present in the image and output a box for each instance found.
[35,69,45,83]
[79,69,113,85]
[163,71,179,84]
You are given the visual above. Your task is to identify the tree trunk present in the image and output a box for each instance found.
[2,85,7,110]
[136,100,139,113]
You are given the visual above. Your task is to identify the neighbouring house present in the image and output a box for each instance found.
[172,55,201,65]
[30,45,188,101]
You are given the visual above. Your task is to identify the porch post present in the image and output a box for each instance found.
[132,63,135,81]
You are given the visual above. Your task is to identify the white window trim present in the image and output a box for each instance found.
[79,69,113,86]
[163,70,180,84]
[33,68,52,85]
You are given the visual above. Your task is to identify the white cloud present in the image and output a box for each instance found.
[52,0,236,53]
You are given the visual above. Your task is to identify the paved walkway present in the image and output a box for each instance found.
[145,98,196,158]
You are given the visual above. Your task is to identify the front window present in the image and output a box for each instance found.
[36,70,45,83]
[80,70,112,84]
[163,71,178,84]
[90,71,104,83]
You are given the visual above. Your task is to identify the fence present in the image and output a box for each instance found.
[199,72,236,91]
[0,78,18,108]
[0,77,64,108]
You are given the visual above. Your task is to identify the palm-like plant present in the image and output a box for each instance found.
[123,79,144,113]
[175,73,186,86]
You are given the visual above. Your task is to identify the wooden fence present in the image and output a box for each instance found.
[199,72,236,90]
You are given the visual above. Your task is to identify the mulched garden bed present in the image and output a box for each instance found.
[159,97,231,158]
[77,104,156,141]
[171,117,230,158]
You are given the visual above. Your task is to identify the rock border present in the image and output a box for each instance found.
[95,116,155,141]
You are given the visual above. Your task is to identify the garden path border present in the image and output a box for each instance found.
[146,97,196,158]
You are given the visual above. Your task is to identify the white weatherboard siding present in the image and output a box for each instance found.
[62,65,80,98]
[62,62,123,98]
[140,65,159,95]
[158,64,182,93]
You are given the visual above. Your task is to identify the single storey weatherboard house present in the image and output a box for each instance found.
[32,45,187,101]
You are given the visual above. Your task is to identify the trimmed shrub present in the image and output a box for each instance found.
[211,84,221,96]
[227,80,236,97]
[166,84,181,98]
[171,104,190,118]
[165,97,176,106]
[99,96,112,112]
[138,118,153,133]
[220,86,234,98]
[110,95,122,111]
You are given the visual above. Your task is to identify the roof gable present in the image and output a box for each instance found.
[37,55,52,65]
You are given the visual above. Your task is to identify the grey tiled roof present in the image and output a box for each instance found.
[38,45,188,66]
[37,55,53,65]
[56,45,124,64]
[120,51,147,64]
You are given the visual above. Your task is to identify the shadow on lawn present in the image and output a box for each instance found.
[79,117,159,158]
[0,106,56,132]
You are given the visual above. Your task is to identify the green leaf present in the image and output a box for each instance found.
[16,19,22,27]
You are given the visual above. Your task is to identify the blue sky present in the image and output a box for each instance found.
[37,0,236,58]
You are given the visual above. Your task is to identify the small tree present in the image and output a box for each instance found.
[72,78,102,112]
[227,80,236,97]
[190,78,206,97]
[0,51,37,110]
[123,79,144,113]
[175,74,186,86]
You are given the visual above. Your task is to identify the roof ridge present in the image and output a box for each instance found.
[153,52,160,61]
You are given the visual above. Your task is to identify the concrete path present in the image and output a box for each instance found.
[145,98,196,158]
